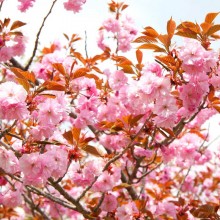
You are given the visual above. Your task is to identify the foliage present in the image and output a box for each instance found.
[0,0,220,219]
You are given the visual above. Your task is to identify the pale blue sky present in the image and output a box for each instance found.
[1,0,220,57]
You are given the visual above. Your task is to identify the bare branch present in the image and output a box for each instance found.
[25,0,58,70]
[9,58,25,70]
[22,193,50,220]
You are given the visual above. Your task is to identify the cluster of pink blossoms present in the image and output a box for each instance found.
[5,0,86,13]
[98,15,138,52]
[0,34,26,62]
[1,1,220,219]
[0,81,29,120]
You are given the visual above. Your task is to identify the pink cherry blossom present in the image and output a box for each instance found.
[101,193,117,212]
[63,0,86,13]
[17,0,36,12]
[0,81,29,120]
[115,203,134,220]
[0,182,23,208]
[38,98,66,126]
[0,148,19,174]
[103,17,121,33]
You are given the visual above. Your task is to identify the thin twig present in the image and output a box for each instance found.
[49,178,91,218]
[93,193,105,213]
[103,117,152,172]
[121,171,138,200]
[25,0,58,70]
[23,193,50,220]
[84,30,89,59]
[9,58,25,70]
[176,166,191,197]
[0,0,4,12]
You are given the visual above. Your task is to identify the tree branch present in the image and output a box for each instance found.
[25,0,58,70]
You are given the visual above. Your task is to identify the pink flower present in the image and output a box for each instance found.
[143,62,162,77]
[92,171,115,192]
[0,148,19,174]
[179,83,204,112]
[160,145,176,163]
[30,124,56,140]
[19,152,46,186]
[155,202,176,219]
[0,46,13,62]
[38,98,65,126]
[154,95,177,118]
[99,133,130,151]
[64,0,86,13]
[103,17,120,33]
[0,81,27,103]
[107,70,128,90]
[101,193,117,212]
[0,188,22,208]
[17,0,36,12]
[134,146,153,158]
[178,39,218,74]
[0,81,29,120]
[43,146,69,179]
[115,203,133,220]
[0,182,23,208]
[0,101,29,120]
[12,36,26,56]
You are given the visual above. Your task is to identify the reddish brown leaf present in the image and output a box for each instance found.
[72,68,88,79]
[118,64,134,74]
[43,81,65,91]
[130,114,144,127]
[207,24,220,36]
[112,183,131,191]
[63,130,74,145]
[3,18,10,27]
[158,34,171,49]
[138,43,166,52]
[143,26,159,38]
[10,67,36,83]
[52,63,66,76]
[16,78,30,92]
[136,49,143,64]
[133,36,158,43]
[82,145,103,157]
[72,127,81,143]
[10,20,26,30]
[175,31,197,39]
[167,17,176,38]
[200,22,212,34]
[205,12,219,24]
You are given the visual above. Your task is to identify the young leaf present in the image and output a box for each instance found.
[136,49,143,64]
[72,127,81,143]
[16,78,30,92]
[200,22,212,34]
[138,43,166,52]
[205,12,219,24]
[143,26,159,38]
[167,17,176,38]
[82,145,103,157]
[10,67,36,83]
[112,183,131,191]
[52,63,66,76]
[10,20,26,30]
[43,81,65,91]
[207,24,220,36]
[63,130,74,145]
[133,36,158,43]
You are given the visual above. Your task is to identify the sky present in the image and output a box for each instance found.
[1,0,220,145]
[1,0,220,58]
